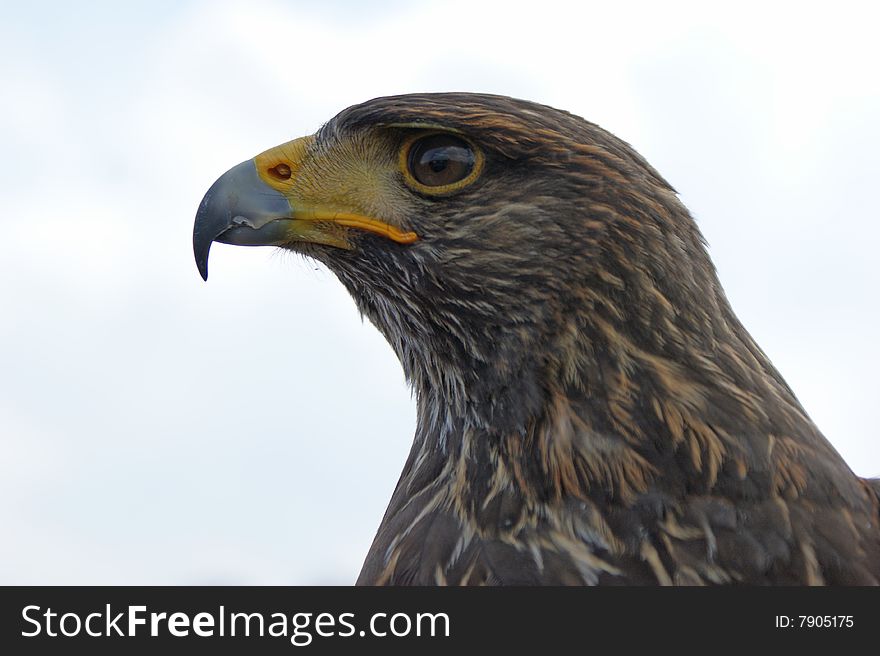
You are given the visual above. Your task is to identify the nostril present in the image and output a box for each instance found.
[268,163,292,180]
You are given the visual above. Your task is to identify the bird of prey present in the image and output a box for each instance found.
[193,93,880,585]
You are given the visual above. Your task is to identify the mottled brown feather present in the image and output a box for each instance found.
[288,93,879,585]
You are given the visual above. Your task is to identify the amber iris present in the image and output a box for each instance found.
[407,134,475,187]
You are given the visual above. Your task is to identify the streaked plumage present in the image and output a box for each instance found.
[194,93,880,585]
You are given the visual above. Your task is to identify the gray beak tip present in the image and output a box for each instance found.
[193,198,216,281]
[194,233,210,281]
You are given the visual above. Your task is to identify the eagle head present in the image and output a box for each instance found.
[194,93,721,431]
[193,93,879,585]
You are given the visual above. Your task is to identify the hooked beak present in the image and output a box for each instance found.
[193,160,295,281]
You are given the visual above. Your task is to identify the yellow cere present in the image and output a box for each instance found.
[253,135,418,245]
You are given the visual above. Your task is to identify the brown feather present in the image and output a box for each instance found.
[227,93,880,584]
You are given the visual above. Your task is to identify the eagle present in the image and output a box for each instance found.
[193,93,880,585]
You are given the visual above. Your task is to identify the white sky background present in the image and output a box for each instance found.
[1,0,877,584]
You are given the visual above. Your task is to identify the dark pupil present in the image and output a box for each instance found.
[409,135,474,187]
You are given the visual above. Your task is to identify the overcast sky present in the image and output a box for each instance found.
[1,0,877,584]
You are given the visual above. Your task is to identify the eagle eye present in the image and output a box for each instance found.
[402,133,482,193]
